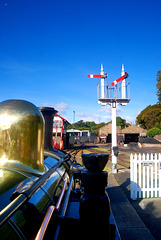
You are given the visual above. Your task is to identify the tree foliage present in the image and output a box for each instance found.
[116,116,127,129]
[67,120,106,135]
[67,116,129,135]
[156,70,161,104]
[147,128,161,137]
[108,116,129,129]
[136,104,161,129]
[135,70,161,137]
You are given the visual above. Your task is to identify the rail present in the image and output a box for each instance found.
[35,179,68,240]
[0,154,70,227]
[66,144,84,162]
[35,176,74,240]
[53,175,74,240]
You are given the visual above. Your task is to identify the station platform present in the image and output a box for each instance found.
[107,169,161,239]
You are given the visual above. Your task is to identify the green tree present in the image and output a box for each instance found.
[136,104,161,129]
[67,120,105,135]
[116,116,126,129]
[147,128,161,137]
[136,70,161,130]
[109,116,128,129]
[156,70,161,104]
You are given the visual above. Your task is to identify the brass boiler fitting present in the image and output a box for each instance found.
[0,99,45,174]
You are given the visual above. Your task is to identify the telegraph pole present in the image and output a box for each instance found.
[73,111,75,124]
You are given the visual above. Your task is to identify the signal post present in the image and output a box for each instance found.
[87,65,130,173]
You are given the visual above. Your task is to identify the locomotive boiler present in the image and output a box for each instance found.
[0,100,111,240]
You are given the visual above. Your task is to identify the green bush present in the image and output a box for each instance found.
[155,122,161,129]
[146,127,161,137]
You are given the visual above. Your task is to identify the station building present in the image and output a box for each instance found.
[98,123,147,144]
[98,123,122,143]
[121,125,147,143]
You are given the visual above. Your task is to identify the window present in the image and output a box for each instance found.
[53,120,62,128]
[56,120,62,128]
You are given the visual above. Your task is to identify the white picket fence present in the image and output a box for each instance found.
[130,153,161,200]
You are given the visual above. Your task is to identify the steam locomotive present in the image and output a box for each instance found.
[0,100,111,240]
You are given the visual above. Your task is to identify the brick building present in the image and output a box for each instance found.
[98,123,122,143]
[99,123,147,144]
[121,125,147,143]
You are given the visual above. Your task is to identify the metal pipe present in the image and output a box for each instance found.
[53,175,74,240]
[60,175,73,216]
[0,154,70,227]
[35,205,55,240]
[55,179,68,210]
[35,179,68,240]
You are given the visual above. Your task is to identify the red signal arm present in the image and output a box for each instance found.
[111,72,129,86]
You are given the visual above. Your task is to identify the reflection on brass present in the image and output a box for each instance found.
[0,100,45,173]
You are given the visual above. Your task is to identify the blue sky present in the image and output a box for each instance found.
[0,0,161,124]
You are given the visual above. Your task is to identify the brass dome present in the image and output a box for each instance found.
[0,100,45,174]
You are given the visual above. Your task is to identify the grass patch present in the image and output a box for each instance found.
[119,151,131,157]
[91,147,110,153]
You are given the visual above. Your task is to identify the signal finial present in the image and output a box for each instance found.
[121,64,125,76]
[101,64,104,75]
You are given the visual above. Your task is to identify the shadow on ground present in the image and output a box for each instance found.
[114,171,161,240]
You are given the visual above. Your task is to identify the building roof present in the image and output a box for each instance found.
[154,134,161,142]
[99,122,122,136]
[99,123,147,136]
[121,125,147,134]
[54,114,69,124]
[99,133,107,137]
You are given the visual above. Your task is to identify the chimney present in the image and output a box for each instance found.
[39,107,57,150]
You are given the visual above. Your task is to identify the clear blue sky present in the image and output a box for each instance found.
[0,0,161,124]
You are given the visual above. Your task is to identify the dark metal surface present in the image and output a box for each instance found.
[0,154,70,227]
[39,107,57,151]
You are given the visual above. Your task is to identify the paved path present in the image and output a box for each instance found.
[107,172,155,240]
[111,170,161,239]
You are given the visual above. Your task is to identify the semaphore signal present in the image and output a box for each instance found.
[87,73,108,79]
[111,72,129,86]
[87,64,130,173]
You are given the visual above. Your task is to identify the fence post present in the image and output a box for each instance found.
[155,153,158,197]
[130,153,137,200]
[138,153,142,198]
[159,153,161,198]
[130,153,133,199]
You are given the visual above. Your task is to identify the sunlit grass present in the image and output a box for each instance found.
[90,147,110,153]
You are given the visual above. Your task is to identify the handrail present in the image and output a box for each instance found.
[35,179,68,240]
[53,175,74,240]
[55,179,68,211]
[35,205,55,240]
[0,154,70,227]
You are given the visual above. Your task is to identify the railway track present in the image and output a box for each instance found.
[66,144,130,169]
[66,144,84,162]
